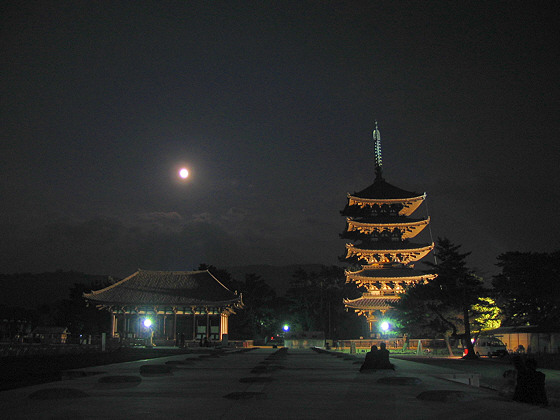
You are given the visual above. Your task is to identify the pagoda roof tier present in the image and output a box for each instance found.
[347,193,425,216]
[343,295,400,311]
[83,270,242,309]
[346,216,430,239]
[352,176,421,198]
[345,266,436,284]
[346,241,434,251]
[345,242,434,265]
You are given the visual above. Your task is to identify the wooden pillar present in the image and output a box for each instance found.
[155,313,160,338]
[367,312,376,339]
[173,310,177,345]
[110,313,116,338]
[206,311,210,339]
[220,312,228,340]
[137,314,141,337]
[192,312,197,340]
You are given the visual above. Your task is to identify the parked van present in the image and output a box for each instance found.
[474,335,508,358]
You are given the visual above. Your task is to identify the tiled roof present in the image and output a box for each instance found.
[344,296,400,310]
[83,270,240,307]
[346,266,434,280]
[347,216,425,224]
[353,177,420,200]
[348,241,433,251]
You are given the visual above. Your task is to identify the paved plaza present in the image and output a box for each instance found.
[0,348,558,419]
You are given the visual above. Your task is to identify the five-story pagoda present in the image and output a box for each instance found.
[341,123,436,337]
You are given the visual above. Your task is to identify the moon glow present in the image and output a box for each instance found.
[179,168,189,179]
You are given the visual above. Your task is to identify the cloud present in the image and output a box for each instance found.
[0,200,346,277]
[222,207,248,223]
[0,209,278,276]
[191,212,213,224]
[135,211,185,233]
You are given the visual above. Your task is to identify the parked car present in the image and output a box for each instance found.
[474,336,508,358]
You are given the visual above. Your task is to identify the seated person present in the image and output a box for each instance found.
[360,345,380,372]
[378,342,395,370]
[513,358,548,406]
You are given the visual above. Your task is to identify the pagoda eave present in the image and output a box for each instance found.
[345,243,434,264]
[344,270,436,284]
[346,217,430,239]
[347,193,426,216]
[343,295,400,312]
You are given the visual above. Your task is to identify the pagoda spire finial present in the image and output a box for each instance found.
[373,121,383,180]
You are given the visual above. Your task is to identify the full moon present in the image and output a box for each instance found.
[179,168,189,179]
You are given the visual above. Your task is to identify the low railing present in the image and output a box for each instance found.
[0,335,255,357]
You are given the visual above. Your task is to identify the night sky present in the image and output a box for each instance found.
[2,1,558,279]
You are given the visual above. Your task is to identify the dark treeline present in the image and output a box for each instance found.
[2,246,558,343]
[0,265,365,341]
[0,272,113,340]
[198,264,364,340]
[392,238,560,353]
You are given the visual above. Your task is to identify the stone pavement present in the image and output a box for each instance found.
[0,347,559,419]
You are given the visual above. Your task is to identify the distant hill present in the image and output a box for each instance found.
[0,271,112,309]
[225,264,329,296]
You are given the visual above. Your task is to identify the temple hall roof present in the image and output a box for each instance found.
[83,270,241,308]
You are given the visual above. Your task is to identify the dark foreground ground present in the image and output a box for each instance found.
[1,348,559,420]
[0,347,194,391]
[392,353,560,407]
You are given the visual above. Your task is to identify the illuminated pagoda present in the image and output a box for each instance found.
[84,270,243,344]
[341,122,435,337]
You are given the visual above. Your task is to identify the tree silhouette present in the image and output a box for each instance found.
[394,238,484,358]
[230,273,277,340]
[492,251,560,328]
[284,265,362,338]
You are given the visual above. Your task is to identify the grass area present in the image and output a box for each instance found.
[334,347,456,356]
[332,347,560,369]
